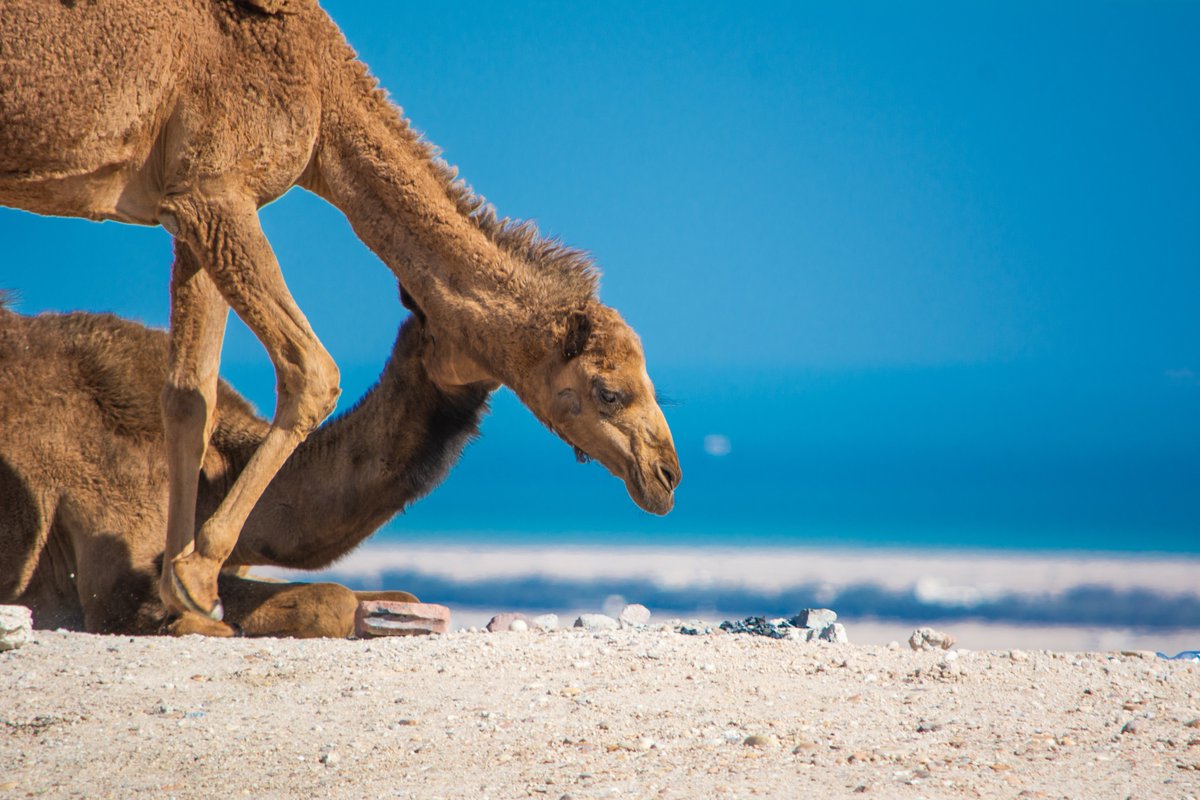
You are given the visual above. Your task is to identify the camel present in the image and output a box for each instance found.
[0,290,492,637]
[0,0,681,623]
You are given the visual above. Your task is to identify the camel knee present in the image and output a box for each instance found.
[276,345,340,433]
[160,383,213,451]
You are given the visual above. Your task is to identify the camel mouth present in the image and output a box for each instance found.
[625,468,675,516]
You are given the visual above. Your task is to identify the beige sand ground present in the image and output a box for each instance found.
[2,627,1198,799]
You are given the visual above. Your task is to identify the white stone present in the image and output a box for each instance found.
[818,622,849,644]
[0,605,33,651]
[618,604,651,627]
[530,614,559,631]
[574,614,619,632]
[508,619,528,633]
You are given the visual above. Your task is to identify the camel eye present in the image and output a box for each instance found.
[595,385,621,407]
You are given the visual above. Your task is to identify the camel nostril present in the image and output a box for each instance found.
[655,462,679,492]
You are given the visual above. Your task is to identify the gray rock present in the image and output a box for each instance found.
[617,604,651,627]
[531,614,559,631]
[0,605,33,651]
[574,614,619,632]
[818,622,849,644]
[790,608,838,628]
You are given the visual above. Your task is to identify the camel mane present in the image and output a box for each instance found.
[343,56,601,308]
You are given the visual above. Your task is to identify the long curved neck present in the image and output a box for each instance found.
[229,318,490,569]
[302,50,597,388]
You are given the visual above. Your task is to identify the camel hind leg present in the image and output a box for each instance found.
[211,576,419,638]
[158,191,339,620]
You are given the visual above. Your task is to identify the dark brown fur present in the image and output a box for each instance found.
[0,297,489,635]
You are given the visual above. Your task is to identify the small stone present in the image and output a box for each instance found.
[908,627,955,651]
[509,619,528,632]
[618,604,651,627]
[319,751,339,766]
[1009,649,1029,662]
[743,734,780,749]
[818,623,849,644]
[1121,719,1145,735]
[574,614,619,632]
[485,613,528,633]
[0,605,33,651]
[355,602,449,637]
[1185,719,1200,729]
[531,614,559,631]
[790,608,837,628]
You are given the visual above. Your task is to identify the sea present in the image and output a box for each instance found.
[232,359,1200,633]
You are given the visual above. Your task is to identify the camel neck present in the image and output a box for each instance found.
[305,67,597,386]
[230,319,490,569]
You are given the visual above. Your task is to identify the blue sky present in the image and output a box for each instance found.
[2,2,1197,549]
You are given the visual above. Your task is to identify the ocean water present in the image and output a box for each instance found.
[228,358,1200,555]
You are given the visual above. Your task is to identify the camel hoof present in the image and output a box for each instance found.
[168,612,236,637]
[170,556,224,620]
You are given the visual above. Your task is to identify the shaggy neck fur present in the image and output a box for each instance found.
[305,39,600,388]
[226,318,490,569]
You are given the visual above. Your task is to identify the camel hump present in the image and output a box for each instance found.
[234,0,310,15]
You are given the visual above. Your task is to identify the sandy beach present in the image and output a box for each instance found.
[2,626,1198,799]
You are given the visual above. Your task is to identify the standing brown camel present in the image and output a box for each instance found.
[0,0,681,622]
[0,292,492,637]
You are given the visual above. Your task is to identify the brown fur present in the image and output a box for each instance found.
[0,0,680,620]
[0,297,490,636]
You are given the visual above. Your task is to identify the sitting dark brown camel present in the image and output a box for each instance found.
[0,292,491,637]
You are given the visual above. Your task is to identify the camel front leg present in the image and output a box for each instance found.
[159,192,340,620]
[160,242,228,616]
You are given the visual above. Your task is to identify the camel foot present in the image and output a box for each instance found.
[170,553,225,621]
[168,612,237,637]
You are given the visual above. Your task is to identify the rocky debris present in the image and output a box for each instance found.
[676,621,714,636]
[743,734,780,748]
[574,614,620,632]
[354,601,449,637]
[1120,718,1145,735]
[485,613,529,633]
[617,604,651,628]
[908,627,956,651]
[531,614,559,631]
[718,610,847,643]
[0,605,33,651]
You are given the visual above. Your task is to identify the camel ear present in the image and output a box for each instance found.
[399,285,426,324]
[562,311,592,361]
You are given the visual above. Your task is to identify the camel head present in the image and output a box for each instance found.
[416,298,681,515]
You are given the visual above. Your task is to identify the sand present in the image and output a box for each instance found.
[3,626,1198,799]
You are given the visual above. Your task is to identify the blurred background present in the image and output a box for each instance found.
[3,1,1197,643]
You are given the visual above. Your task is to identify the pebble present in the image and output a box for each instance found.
[574,614,619,632]
[0,605,33,651]
[677,621,714,636]
[743,734,780,749]
[485,613,528,633]
[319,751,339,766]
[618,604,651,628]
[509,619,529,633]
[908,627,955,651]
[1121,719,1145,735]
